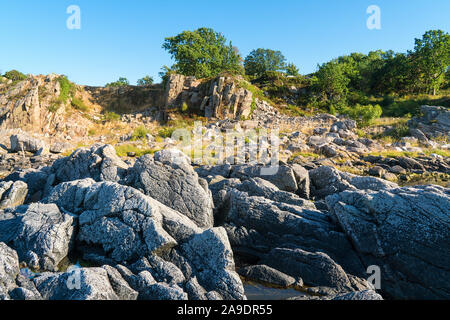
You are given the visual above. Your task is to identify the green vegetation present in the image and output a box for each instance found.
[115,144,159,157]
[57,75,76,104]
[71,97,89,112]
[106,77,129,87]
[244,49,287,77]
[162,27,243,78]
[337,103,383,126]
[310,30,449,111]
[131,125,151,140]
[103,111,121,122]
[158,126,177,138]
[289,151,321,161]
[137,75,154,86]
[3,70,27,82]
[285,63,300,77]
[181,102,189,113]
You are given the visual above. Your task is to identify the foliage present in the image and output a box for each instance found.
[314,60,350,103]
[137,75,154,86]
[412,30,450,95]
[162,27,243,78]
[3,70,27,82]
[181,102,189,113]
[115,144,158,157]
[103,111,121,122]
[338,103,383,126]
[244,48,287,77]
[285,63,300,76]
[71,97,88,112]
[56,76,76,104]
[131,125,151,140]
[106,77,129,87]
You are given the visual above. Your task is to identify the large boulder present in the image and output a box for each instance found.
[0,243,20,293]
[3,167,52,203]
[181,228,245,300]
[125,153,214,229]
[0,203,75,271]
[10,133,46,154]
[51,144,129,184]
[326,185,450,299]
[309,166,397,199]
[230,164,298,193]
[225,189,366,277]
[0,181,27,209]
[238,264,297,288]
[33,267,120,300]
[44,179,244,300]
[261,247,354,291]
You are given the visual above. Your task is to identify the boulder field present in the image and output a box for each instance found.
[0,144,448,300]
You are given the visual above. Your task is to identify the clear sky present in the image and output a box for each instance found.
[1,0,449,86]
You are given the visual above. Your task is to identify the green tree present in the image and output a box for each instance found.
[137,75,154,86]
[285,63,300,76]
[106,77,129,87]
[162,27,243,78]
[244,49,287,77]
[413,29,450,95]
[315,61,350,103]
[3,70,27,82]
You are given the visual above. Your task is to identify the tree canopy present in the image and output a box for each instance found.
[137,75,154,86]
[162,27,243,79]
[105,77,129,87]
[244,48,287,77]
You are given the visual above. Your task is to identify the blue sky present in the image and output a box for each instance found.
[0,0,449,86]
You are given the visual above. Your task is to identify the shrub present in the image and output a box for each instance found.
[103,111,121,122]
[339,103,383,126]
[132,125,150,140]
[181,102,189,113]
[3,70,27,82]
[57,76,76,104]
[71,97,89,112]
[137,75,154,86]
[106,77,129,87]
[158,127,176,138]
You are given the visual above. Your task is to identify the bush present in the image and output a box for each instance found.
[71,97,89,112]
[181,102,189,113]
[339,103,383,126]
[57,76,76,104]
[3,70,27,82]
[131,125,150,140]
[103,111,121,122]
[106,77,129,87]
[158,127,176,138]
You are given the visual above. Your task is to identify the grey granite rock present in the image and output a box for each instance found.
[238,265,297,288]
[0,180,27,209]
[33,267,120,300]
[125,154,214,229]
[309,166,397,199]
[0,203,74,271]
[326,185,450,299]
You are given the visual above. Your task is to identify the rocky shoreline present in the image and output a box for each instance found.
[1,141,449,300]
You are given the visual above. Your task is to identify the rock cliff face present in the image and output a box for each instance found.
[162,74,254,121]
[0,74,91,137]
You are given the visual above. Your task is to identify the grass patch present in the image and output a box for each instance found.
[103,111,121,122]
[57,76,76,104]
[289,151,321,161]
[131,125,151,140]
[115,144,159,157]
[71,97,89,112]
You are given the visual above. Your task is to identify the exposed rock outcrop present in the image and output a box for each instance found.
[326,185,450,299]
